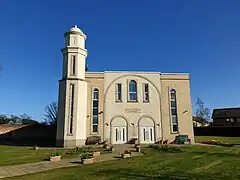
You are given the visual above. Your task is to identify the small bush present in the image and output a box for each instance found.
[80,153,92,160]
[51,151,60,156]
[149,144,182,153]
[67,146,93,155]
[124,150,132,155]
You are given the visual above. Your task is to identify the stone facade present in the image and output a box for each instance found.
[56,26,194,147]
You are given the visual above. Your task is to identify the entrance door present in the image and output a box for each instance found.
[112,127,127,144]
[140,127,154,144]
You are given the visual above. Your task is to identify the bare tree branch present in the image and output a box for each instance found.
[195,97,210,126]
[43,101,58,126]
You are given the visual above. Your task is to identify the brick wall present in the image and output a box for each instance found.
[0,124,56,147]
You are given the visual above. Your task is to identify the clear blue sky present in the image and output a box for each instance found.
[0,0,240,121]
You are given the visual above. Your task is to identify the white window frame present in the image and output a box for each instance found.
[92,88,99,134]
[128,79,138,102]
[169,88,179,133]
[71,55,76,76]
[143,83,150,102]
[116,83,122,102]
[68,84,75,135]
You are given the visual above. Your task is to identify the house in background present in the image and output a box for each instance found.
[212,108,240,127]
[192,116,210,127]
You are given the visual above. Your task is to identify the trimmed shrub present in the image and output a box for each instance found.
[149,144,183,153]
[51,151,60,156]
[67,146,93,155]
[80,152,92,160]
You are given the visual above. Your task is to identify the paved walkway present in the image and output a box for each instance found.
[0,145,142,179]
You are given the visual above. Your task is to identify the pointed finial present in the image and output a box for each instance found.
[74,25,77,28]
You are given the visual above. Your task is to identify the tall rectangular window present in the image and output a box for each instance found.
[143,83,149,102]
[71,55,76,75]
[170,89,178,133]
[116,83,122,102]
[92,88,99,133]
[69,84,75,135]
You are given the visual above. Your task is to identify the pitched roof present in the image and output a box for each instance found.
[212,108,240,119]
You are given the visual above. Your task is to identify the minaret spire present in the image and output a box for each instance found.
[56,25,88,147]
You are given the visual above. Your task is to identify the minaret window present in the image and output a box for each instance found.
[73,36,77,45]
[170,89,178,133]
[128,80,137,101]
[69,84,75,135]
[71,55,76,75]
[92,88,99,133]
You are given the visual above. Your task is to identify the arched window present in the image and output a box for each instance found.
[170,89,178,133]
[129,80,137,101]
[92,88,99,133]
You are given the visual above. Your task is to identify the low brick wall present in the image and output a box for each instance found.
[194,126,240,137]
[0,124,26,135]
[0,124,56,147]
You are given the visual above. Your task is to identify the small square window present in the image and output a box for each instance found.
[93,116,98,124]
[93,108,98,115]
[171,108,177,116]
[172,115,178,123]
[93,125,98,133]
[93,100,98,107]
[172,124,178,132]
[171,100,176,107]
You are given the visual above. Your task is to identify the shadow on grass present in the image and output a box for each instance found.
[91,168,216,180]
[146,144,240,157]
[189,151,240,157]
[113,156,122,159]
[70,161,81,164]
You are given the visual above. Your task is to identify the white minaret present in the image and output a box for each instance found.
[56,25,88,147]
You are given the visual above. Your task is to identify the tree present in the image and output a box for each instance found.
[195,97,210,126]
[0,115,10,124]
[9,115,21,124]
[43,101,58,126]
[0,113,38,125]
[20,113,39,125]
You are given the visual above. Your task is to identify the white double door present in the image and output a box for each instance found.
[112,127,127,144]
[140,127,154,144]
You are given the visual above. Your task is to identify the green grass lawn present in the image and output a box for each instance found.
[195,136,240,144]
[6,145,240,180]
[0,145,106,166]
[0,145,69,166]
